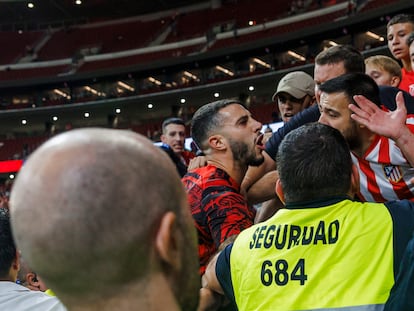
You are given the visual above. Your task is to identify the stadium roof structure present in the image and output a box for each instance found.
[0,0,208,29]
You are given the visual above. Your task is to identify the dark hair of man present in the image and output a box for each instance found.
[191,99,242,150]
[161,117,185,134]
[387,14,414,28]
[276,123,352,203]
[0,207,16,278]
[407,32,414,47]
[315,45,365,74]
[318,73,381,108]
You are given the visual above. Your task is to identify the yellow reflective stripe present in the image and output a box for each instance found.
[302,304,384,311]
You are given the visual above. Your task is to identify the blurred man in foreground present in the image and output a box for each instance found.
[10,128,200,311]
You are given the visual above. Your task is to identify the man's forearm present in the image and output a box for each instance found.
[246,170,279,205]
[394,126,414,168]
[241,151,275,194]
[202,252,224,295]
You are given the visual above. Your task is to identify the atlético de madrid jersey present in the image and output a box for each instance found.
[353,115,414,202]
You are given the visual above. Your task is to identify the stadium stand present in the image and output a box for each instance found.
[164,0,292,43]
[0,136,47,160]
[0,30,44,65]
[0,65,70,82]
[359,0,402,12]
[0,0,412,152]
[37,18,169,61]
[78,42,205,73]
[0,1,349,82]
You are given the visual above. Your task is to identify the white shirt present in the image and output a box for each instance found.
[0,281,67,311]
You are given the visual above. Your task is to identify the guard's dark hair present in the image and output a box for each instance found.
[277,123,352,203]
[315,45,365,74]
[0,208,16,278]
[191,99,242,151]
[318,73,381,108]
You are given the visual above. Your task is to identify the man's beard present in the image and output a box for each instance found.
[229,139,264,167]
[343,120,362,151]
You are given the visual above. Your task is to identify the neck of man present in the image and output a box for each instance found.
[1,263,19,282]
[207,156,247,185]
[67,273,182,311]
[351,130,376,159]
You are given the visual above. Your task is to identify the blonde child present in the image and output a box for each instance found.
[365,55,401,87]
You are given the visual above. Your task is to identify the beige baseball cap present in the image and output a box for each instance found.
[272,71,315,101]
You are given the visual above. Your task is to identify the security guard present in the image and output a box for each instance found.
[202,123,414,311]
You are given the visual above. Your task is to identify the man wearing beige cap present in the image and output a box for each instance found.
[272,71,315,122]
[254,71,316,223]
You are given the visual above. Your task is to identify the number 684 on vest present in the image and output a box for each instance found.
[260,258,307,286]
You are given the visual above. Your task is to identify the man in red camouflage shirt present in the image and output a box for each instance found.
[182,99,265,275]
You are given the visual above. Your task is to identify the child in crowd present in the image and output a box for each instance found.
[365,55,401,87]
[408,32,414,92]
[387,14,414,95]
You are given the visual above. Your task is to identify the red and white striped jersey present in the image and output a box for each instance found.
[352,116,414,202]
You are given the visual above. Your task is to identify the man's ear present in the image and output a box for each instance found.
[160,134,167,144]
[349,164,360,196]
[155,212,180,270]
[208,135,226,151]
[27,272,39,286]
[275,179,285,205]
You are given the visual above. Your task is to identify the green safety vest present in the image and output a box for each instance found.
[230,199,394,311]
